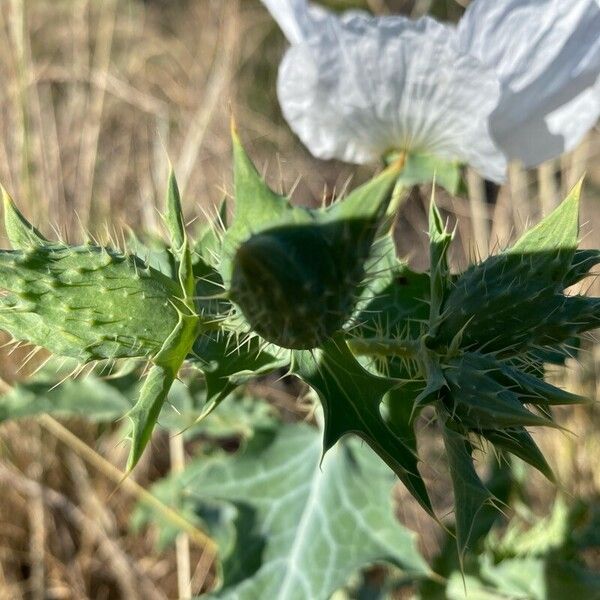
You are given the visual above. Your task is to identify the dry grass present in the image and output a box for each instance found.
[0,0,598,597]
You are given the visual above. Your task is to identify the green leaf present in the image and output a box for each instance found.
[1,186,49,248]
[479,554,600,600]
[428,195,452,330]
[190,332,287,415]
[292,335,432,515]
[127,364,176,470]
[445,573,510,600]
[509,179,581,258]
[0,246,182,363]
[165,168,186,253]
[441,421,494,560]
[480,428,554,482]
[0,359,137,422]
[443,354,556,430]
[178,423,431,598]
[127,306,198,470]
[488,498,570,558]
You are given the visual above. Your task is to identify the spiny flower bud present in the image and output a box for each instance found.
[230,222,366,349]
[432,181,600,354]
[224,127,403,349]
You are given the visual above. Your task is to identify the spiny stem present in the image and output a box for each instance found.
[347,336,420,359]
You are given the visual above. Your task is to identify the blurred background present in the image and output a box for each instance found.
[0,0,598,598]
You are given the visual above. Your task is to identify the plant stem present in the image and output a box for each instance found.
[347,337,420,359]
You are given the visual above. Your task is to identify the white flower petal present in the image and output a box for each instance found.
[259,0,329,44]
[458,0,600,90]
[489,76,600,168]
[459,0,600,166]
[260,0,451,45]
[546,79,600,152]
[277,16,506,181]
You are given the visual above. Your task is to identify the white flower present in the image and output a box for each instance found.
[261,0,506,181]
[261,0,600,182]
[457,0,600,168]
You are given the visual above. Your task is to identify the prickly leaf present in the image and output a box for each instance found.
[2,186,49,248]
[292,335,432,515]
[480,428,554,482]
[190,333,287,414]
[428,197,452,330]
[127,297,198,470]
[442,354,556,430]
[441,420,494,560]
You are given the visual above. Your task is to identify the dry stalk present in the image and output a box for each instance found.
[38,415,218,558]
[0,461,166,600]
[466,167,490,258]
[169,433,192,599]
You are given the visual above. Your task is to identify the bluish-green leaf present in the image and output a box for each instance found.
[181,423,431,598]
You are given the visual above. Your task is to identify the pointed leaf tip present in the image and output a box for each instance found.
[570,175,584,201]
[511,177,582,255]
[126,364,176,471]
[428,194,446,239]
[230,114,240,145]
[165,169,185,251]
[1,185,49,249]
[442,422,495,559]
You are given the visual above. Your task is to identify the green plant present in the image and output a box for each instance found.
[0,127,598,588]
